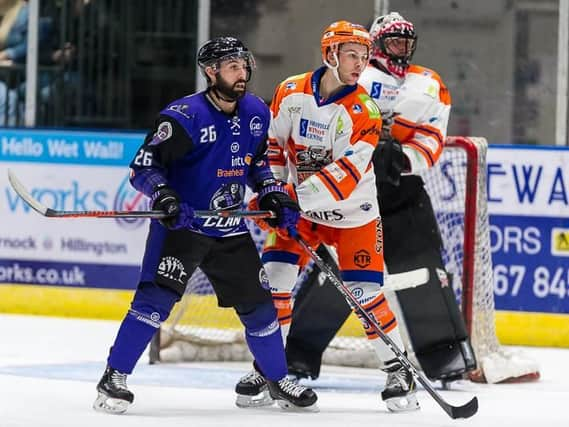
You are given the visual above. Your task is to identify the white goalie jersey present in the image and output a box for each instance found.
[359,63,451,174]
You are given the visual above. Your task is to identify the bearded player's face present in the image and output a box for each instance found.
[214,58,248,99]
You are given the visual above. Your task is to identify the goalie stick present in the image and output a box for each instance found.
[7,170,276,220]
[294,235,478,419]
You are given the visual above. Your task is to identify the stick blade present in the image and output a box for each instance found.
[384,268,430,291]
[7,169,49,216]
[449,396,478,419]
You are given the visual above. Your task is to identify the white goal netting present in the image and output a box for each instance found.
[150,137,539,383]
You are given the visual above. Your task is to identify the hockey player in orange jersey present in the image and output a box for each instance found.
[286,11,477,391]
[235,20,419,413]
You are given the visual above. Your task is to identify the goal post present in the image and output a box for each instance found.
[149,136,540,384]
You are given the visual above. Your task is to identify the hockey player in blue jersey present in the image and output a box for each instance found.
[93,36,317,414]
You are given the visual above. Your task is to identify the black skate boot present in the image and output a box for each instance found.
[93,366,134,414]
[235,366,273,408]
[266,377,318,411]
[381,359,420,412]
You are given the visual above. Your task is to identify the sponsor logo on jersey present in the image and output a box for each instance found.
[149,121,172,145]
[351,287,364,298]
[304,209,344,222]
[202,216,242,230]
[336,116,345,135]
[299,118,330,142]
[259,267,270,290]
[216,168,244,177]
[425,84,438,98]
[230,142,240,153]
[357,94,381,120]
[296,144,332,183]
[354,249,371,268]
[360,126,381,137]
[285,81,297,90]
[328,163,347,181]
[352,104,363,114]
[288,106,301,114]
[249,116,264,137]
[157,256,187,284]
[360,202,372,211]
[230,116,241,135]
[375,220,383,253]
[209,183,244,211]
[231,156,245,166]
[370,82,382,99]
[167,104,193,119]
[371,82,398,101]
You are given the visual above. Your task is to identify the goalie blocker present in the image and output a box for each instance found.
[287,178,477,382]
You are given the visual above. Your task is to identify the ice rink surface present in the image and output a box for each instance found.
[0,313,567,427]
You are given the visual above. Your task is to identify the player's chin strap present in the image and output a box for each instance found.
[323,51,347,86]
[292,233,479,420]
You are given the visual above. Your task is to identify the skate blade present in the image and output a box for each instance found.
[235,390,274,408]
[276,400,320,413]
[93,392,131,414]
[385,392,420,413]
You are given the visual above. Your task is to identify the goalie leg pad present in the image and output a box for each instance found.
[382,189,477,381]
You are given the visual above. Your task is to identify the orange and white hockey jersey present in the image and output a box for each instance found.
[359,63,451,173]
[268,66,382,228]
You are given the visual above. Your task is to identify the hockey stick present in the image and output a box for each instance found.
[7,170,276,220]
[384,268,430,291]
[294,235,478,419]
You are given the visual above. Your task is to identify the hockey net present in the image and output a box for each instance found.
[149,136,540,384]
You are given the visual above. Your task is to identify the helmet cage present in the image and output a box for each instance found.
[375,30,417,66]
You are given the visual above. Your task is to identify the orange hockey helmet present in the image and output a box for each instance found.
[320,20,372,61]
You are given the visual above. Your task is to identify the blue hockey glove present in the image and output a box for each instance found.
[258,185,300,232]
[150,185,196,230]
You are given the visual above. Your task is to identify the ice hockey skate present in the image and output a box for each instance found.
[381,359,420,412]
[266,377,318,411]
[235,368,273,408]
[93,366,134,414]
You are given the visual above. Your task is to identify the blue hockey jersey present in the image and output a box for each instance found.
[129,90,274,237]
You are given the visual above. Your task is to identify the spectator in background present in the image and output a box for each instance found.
[0,0,53,126]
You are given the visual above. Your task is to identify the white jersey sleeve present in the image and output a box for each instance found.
[359,63,451,173]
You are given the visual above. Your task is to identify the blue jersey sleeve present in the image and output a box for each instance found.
[129,115,194,197]
[246,102,276,191]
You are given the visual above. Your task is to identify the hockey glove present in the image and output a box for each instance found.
[373,138,406,186]
[258,184,300,234]
[151,185,196,230]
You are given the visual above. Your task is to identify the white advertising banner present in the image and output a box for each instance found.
[0,129,148,290]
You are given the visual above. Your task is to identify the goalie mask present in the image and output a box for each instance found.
[197,36,256,85]
[370,12,417,78]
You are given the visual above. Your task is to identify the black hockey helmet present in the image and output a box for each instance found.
[197,36,256,83]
